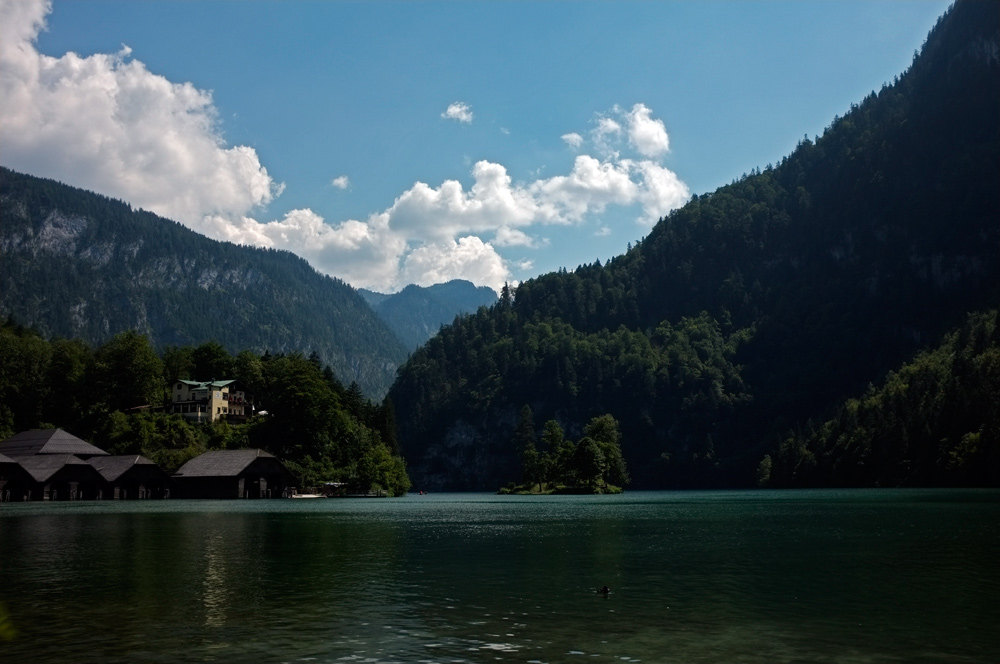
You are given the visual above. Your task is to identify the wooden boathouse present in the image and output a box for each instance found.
[15,454,106,501]
[172,449,297,499]
[87,455,173,500]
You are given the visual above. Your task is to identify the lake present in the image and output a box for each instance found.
[1,490,998,663]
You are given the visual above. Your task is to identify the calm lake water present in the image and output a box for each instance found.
[1,490,998,663]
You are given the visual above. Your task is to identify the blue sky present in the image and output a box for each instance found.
[1,0,951,292]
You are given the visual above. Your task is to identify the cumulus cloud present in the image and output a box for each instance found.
[441,101,473,124]
[596,117,622,137]
[494,226,539,248]
[218,148,687,291]
[515,259,534,272]
[0,0,280,226]
[0,1,690,293]
[529,155,638,221]
[625,103,670,157]
[634,160,690,224]
[401,236,507,288]
[200,208,408,290]
[587,104,672,159]
[592,117,623,158]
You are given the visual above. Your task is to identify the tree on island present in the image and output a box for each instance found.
[505,409,629,494]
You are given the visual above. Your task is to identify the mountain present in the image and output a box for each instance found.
[359,280,499,351]
[388,0,1000,490]
[0,167,407,397]
[765,309,999,488]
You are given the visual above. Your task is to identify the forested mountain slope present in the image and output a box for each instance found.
[766,309,1000,488]
[388,0,1000,490]
[359,280,498,351]
[0,168,407,397]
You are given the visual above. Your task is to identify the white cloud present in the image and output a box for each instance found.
[216,151,687,292]
[530,155,638,221]
[0,2,690,293]
[595,226,611,237]
[0,0,281,227]
[200,209,407,291]
[385,160,542,239]
[494,227,538,248]
[588,104,671,159]
[441,101,473,124]
[634,160,690,224]
[596,117,622,137]
[401,237,507,289]
[625,103,670,157]
[515,259,534,272]
[592,116,623,158]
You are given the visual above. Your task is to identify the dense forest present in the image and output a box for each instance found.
[765,309,1000,488]
[388,0,1000,490]
[0,168,407,398]
[0,319,410,495]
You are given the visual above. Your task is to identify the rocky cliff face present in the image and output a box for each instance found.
[408,405,521,491]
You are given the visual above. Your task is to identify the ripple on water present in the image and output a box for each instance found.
[2,490,998,663]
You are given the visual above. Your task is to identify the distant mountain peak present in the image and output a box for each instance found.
[361,279,499,351]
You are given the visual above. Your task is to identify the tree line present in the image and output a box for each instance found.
[0,319,410,495]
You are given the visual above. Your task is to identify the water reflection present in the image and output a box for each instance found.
[202,533,227,629]
[1,491,998,663]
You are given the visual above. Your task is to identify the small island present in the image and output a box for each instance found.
[499,410,628,495]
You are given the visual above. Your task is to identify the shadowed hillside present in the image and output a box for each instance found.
[388,0,1000,490]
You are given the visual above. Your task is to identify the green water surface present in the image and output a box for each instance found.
[1,489,997,663]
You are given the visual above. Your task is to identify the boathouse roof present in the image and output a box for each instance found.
[0,428,109,458]
[87,455,167,482]
[17,454,104,483]
[173,449,278,478]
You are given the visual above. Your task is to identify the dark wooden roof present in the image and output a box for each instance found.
[87,455,168,482]
[16,454,104,483]
[0,428,109,457]
[0,452,33,481]
[173,449,279,478]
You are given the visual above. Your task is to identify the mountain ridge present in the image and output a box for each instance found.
[0,167,407,397]
[360,280,498,351]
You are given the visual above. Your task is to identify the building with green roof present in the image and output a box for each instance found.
[168,379,249,423]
